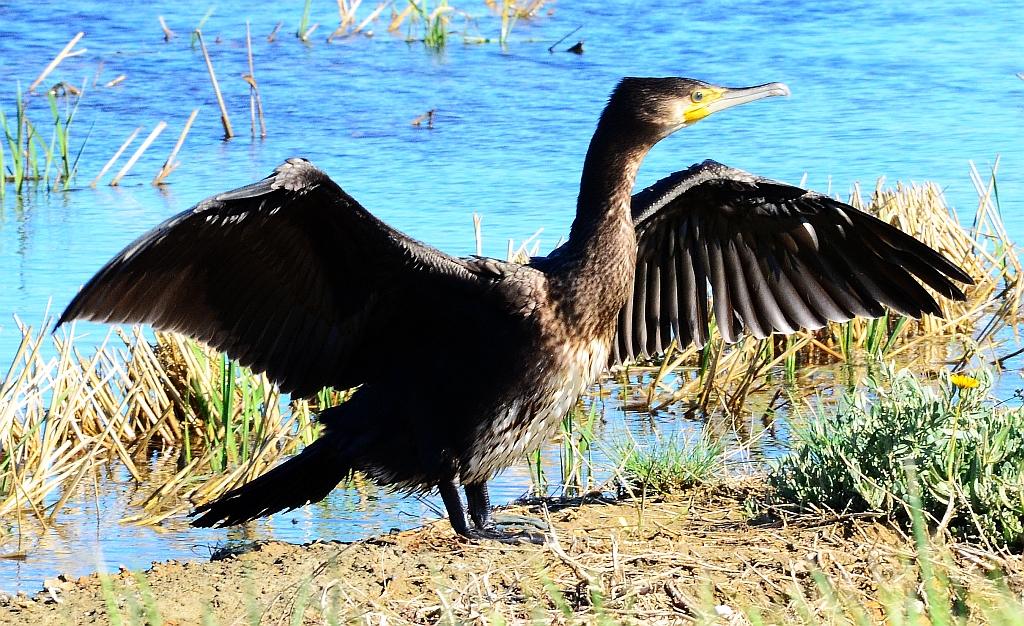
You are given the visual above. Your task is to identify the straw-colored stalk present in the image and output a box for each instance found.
[89,126,140,187]
[158,16,177,41]
[242,23,266,139]
[267,22,283,42]
[196,30,233,139]
[110,122,166,186]
[0,318,320,528]
[153,109,199,185]
[29,32,86,93]
[330,0,387,40]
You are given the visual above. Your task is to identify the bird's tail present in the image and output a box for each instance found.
[191,437,349,527]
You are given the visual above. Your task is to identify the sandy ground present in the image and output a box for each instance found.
[1,482,1020,625]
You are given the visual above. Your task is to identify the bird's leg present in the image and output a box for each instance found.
[464,482,494,530]
[444,481,544,544]
[438,478,474,538]
[465,481,549,543]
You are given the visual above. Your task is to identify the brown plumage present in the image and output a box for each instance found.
[59,78,972,541]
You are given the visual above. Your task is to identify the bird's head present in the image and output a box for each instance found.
[604,77,790,141]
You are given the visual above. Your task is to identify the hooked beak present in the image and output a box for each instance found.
[684,82,790,125]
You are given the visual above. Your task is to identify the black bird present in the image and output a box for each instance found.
[59,78,972,541]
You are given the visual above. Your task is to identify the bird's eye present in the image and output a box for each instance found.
[692,91,704,102]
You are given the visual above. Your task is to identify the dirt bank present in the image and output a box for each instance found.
[1,482,1020,625]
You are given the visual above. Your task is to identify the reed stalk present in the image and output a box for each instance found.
[29,32,86,93]
[243,23,266,139]
[110,122,166,185]
[196,30,234,139]
[158,16,177,41]
[90,126,140,187]
[267,22,284,42]
[153,109,199,185]
[0,317,320,527]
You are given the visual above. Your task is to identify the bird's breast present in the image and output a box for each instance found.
[460,333,611,484]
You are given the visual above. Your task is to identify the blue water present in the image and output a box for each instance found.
[1,0,1023,592]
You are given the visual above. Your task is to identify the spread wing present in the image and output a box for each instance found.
[60,158,492,397]
[614,160,974,361]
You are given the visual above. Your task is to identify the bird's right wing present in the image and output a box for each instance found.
[60,158,494,398]
[613,160,973,361]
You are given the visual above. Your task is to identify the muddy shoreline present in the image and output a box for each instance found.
[1,483,1020,625]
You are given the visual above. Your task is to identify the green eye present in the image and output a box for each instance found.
[692,91,704,102]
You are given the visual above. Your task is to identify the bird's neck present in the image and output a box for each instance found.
[548,123,655,333]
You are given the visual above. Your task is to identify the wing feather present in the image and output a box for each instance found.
[60,158,496,397]
[616,160,973,362]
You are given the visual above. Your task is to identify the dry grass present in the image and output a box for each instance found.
[0,314,322,533]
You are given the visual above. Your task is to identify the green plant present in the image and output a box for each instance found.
[614,427,724,494]
[189,7,216,48]
[0,84,88,195]
[770,364,1024,547]
[297,0,313,40]
[46,88,89,188]
[406,0,452,49]
[0,85,28,193]
[558,404,597,496]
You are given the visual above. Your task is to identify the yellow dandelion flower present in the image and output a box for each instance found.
[950,374,980,389]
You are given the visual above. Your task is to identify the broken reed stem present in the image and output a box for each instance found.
[302,24,320,41]
[153,109,199,185]
[473,213,482,256]
[29,32,86,92]
[389,4,414,31]
[244,22,266,138]
[90,126,141,187]
[329,0,359,41]
[356,3,388,33]
[104,75,126,88]
[267,22,283,42]
[110,122,166,186]
[92,60,104,88]
[196,30,234,139]
[411,109,435,128]
[158,16,177,41]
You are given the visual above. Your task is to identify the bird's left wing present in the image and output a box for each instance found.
[613,160,973,362]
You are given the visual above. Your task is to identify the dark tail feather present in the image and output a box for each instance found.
[191,438,349,527]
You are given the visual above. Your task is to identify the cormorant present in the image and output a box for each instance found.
[59,78,972,541]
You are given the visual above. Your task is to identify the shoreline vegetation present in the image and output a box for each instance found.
[2,173,1024,622]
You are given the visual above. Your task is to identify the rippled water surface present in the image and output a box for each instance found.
[1,0,1023,592]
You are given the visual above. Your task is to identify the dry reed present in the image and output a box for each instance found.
[89,126,140,187]
[29,32,86,93]
[157,16,176,41]
[110,122,166,185]
[242,23,266,139]
[267,22,284,42]
[196,30,233,139]
[0,316,322,530]
[153,109,199,185]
